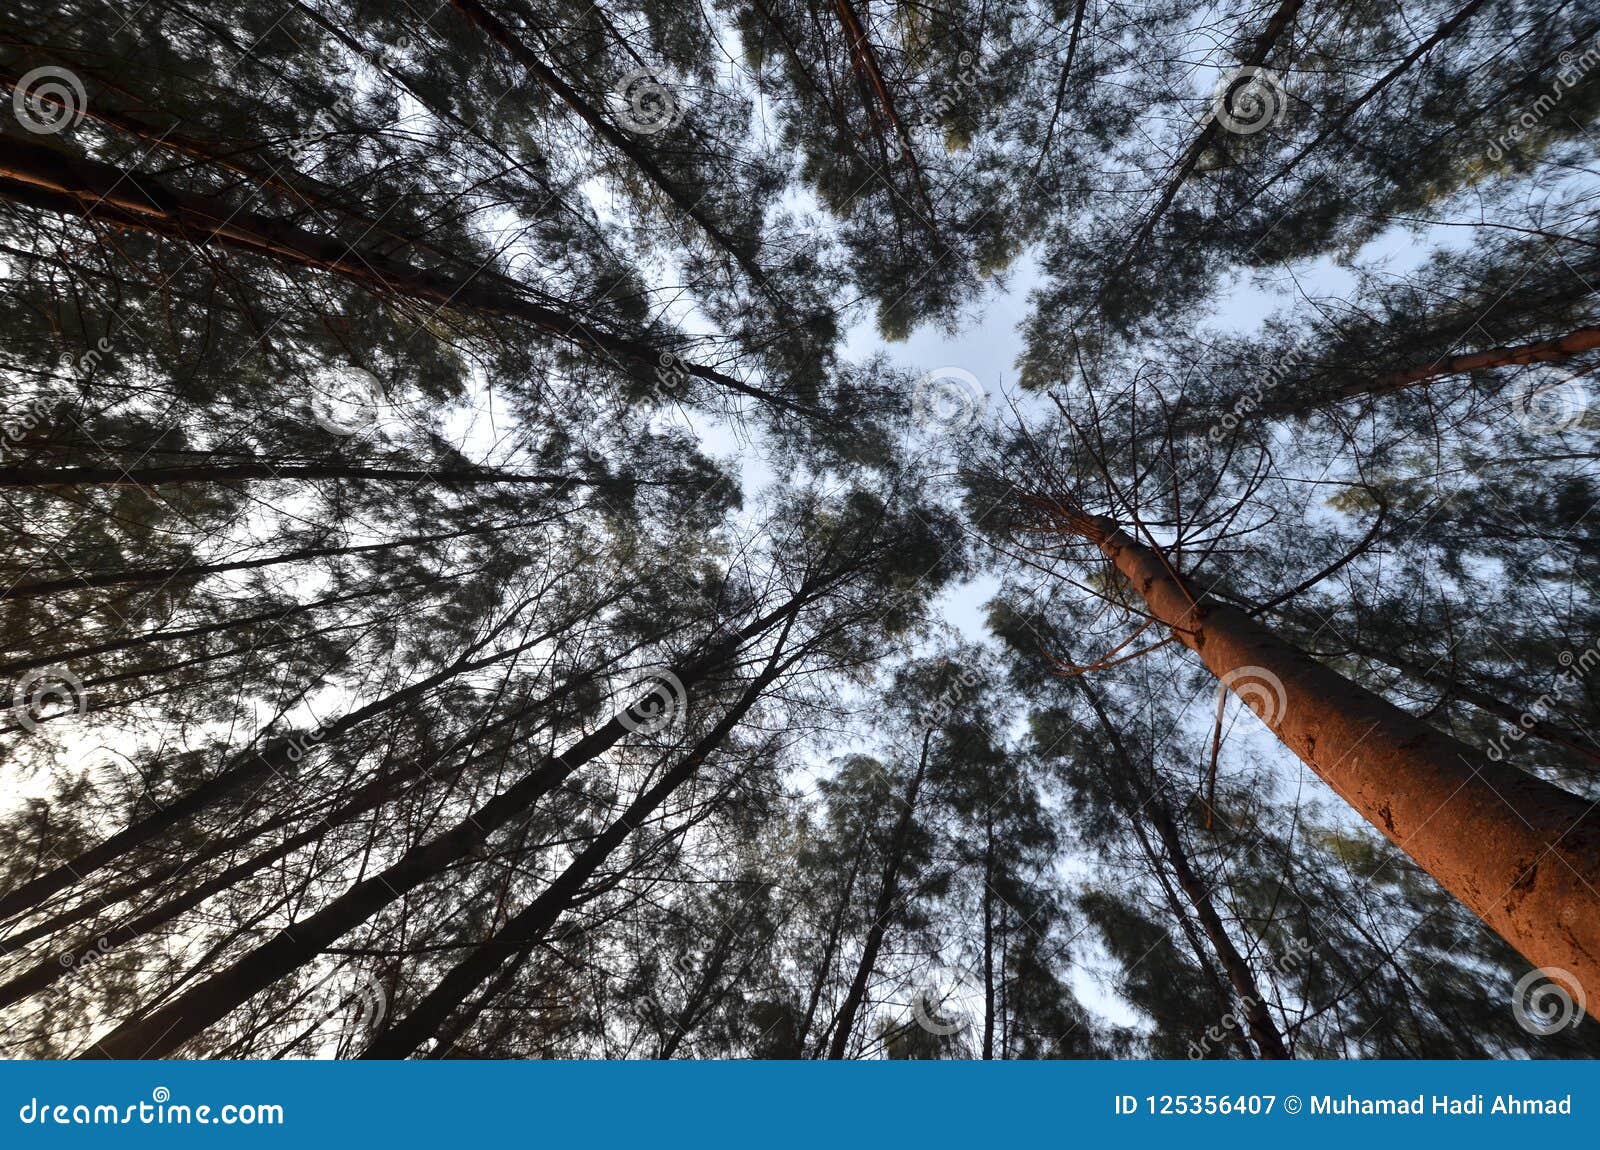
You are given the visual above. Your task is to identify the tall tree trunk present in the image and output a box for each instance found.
[0,673,575,1007]
[0,581,415,679]
[359,637,798,1059]
[796,824,868,1056]
[826,729,932,1060]
[0,136,791,412]
[1079,680,1287,1058]
[2,519,528,602]
[0,463,606,489]
[1369,325,1600,391]
[0,614,583,924]
[981,809,996,1060]
[76,691,668,1058]
[1058,512,1600,1014]
[76,581,825,1058]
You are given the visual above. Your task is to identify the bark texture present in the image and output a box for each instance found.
[1075,514,1600,1014]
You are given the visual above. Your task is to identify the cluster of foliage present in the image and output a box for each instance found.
[0,0,1597,1058]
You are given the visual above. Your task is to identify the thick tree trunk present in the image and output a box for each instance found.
[826,730,931,1059]
[1070,514,1600,1013]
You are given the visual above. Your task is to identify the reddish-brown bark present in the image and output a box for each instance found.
[1061,512,1600,1017]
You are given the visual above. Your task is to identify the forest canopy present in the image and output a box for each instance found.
[0,0,1598,1059]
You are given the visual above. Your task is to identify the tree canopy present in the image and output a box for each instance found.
[1,0,1598,1059]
